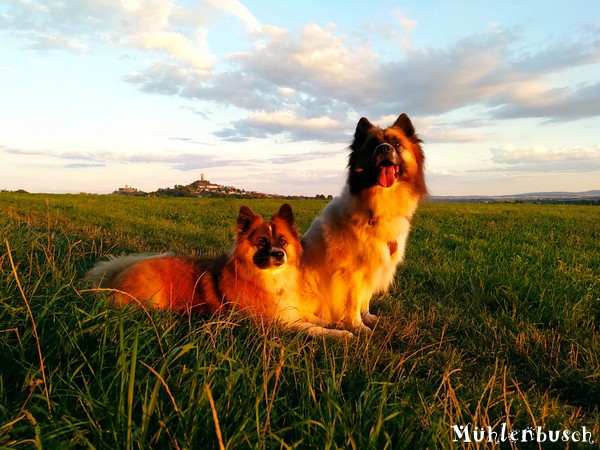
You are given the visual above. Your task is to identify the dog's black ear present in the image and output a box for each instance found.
[274,203,300,238]
[352,117,374,148]
[276,203,294,226]
[393,113,415,137]
[237,205,259,235]
[356,117,374,133]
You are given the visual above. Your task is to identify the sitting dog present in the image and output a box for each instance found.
[301,114,427,331]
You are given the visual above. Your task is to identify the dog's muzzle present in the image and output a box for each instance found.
[271,248,286,265]
[372,142,396,159]
[373,142,403,187]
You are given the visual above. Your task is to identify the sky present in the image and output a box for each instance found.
[1,0,599,197]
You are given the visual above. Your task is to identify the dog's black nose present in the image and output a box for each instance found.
[373,142,394,158]
[271,249,285,261]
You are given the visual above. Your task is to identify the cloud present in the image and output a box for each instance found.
[128,21,599,143]
[30,34,88,52]
[204,0,262,34]
[216,168,347,197]
[363,10,417,50]
[411,117,490,143]
[179,105,211,119]
[124,62,198,95]
[168,137,211,145]
[512,32,600,74]
[171,22,380,120]
[3,143,348,196]
[3,146,235,171]
[128,29,213,73]
[215,110,349,143]
[5,143,341,172]
[226,23,380,112]
[490,81,600,122]
[266,148,346,164]
[2,0,220,74]
[3,2,599,144]
[64,163,105,168]
[490,144,600,172]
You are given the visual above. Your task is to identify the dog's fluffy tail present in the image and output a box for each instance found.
[87,254,158,288]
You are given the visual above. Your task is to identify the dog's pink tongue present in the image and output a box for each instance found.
[377,166,396,188]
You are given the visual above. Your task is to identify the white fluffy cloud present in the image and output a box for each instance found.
[125,21,599,142]
[215,109,348,142]
[490,81,600,122]
[2,1,599,145]
[1,0,240,76]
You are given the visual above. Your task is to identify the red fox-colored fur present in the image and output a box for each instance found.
[88,204,351,338]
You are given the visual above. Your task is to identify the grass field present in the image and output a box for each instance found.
[1,192,598,449]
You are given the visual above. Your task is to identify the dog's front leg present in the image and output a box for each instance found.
[327,272,367,332]
[343,292,373,333]
[360,293,379,329]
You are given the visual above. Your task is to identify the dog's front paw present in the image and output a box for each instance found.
[315,327,355,339]
[334,317,372,335]
[353,321,373,335]
[336,329,355,339]
[361,312,380,329]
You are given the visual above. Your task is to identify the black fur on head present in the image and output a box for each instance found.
[237,205,261,236]
[347,113,426,197]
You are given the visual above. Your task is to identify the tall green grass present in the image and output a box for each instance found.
[1,193,598,448]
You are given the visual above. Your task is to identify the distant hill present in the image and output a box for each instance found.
[112,185,146,196]
[113,179,332,200]
[430,190,600,204]
[509,190,600,199]
[111,181,599,204]
[152,179,282,199]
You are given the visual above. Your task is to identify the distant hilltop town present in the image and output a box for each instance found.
[113,173,333,200]
[111,174,600,203]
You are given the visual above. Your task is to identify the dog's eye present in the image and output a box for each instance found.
[257,237,269,249]
[279,237,287,247]
[393,141,401,148]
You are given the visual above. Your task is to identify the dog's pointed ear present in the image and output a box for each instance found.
[237,205,260,235]
[356,117,374,133]
[352,117,374,148]
[393,113,415,137]
[274,203,300,238]
[276,203,294,226]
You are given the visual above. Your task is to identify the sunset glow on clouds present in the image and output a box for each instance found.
[1,0,598,195]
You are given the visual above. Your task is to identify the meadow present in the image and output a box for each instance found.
[0,192,598,449]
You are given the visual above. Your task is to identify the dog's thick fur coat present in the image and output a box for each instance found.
[301,114,426,331]
[88,204,351,338]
